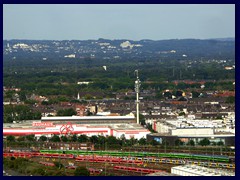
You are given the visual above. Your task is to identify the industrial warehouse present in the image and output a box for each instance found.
[3,115,150,140]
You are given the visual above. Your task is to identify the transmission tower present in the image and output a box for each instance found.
[134,70,141,124]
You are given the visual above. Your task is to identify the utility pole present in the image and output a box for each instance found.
[135,70,141,124]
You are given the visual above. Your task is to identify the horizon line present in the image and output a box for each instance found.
[3,37,235,41]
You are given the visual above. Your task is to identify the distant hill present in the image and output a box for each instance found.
[3,38,235,61]
[206,37,235,41]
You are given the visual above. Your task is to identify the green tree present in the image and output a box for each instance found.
[177,83,187,90]
[191,91,200,98]
[4,91,15,99]
[90,135,98,144]
[150,139,159,146]
[138,137,147,145]
[146,123,156,133]
[178,97,187,101]
[32,111,42,119]
[57,108,77,116]
[97,135,106,147]
[198,138,210,146]
[175,139,184,146]
[17,136,26,142]
[24,99,38,105]
[54,162,64,169]
[74,166,90,176]
[163,91,172,99]
[41,101,49,105]
[48,98,59,105]
[175,90,183,97]
[178,112,185,116]
[212,142,217,146]
[71,134,78,142]
[225,96,235,103]
[4,104,41,123]
[78,135,88,143]
[7,135,15,142]
[84,94,94,100]
[155,91,163,99]
[61,136,68,142]
[139,114,146,125]
[19,91,27,101]
[107,136,119,145]
[50,135,61,142]
[39,135,48,142]
[217,141,224,146]
[216,115,223,120]
[188,140,195,146]
[57,96,70,102]
[129,137,138,146]
[26,134,35,141]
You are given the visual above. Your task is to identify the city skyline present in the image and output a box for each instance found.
[3,4,235,40]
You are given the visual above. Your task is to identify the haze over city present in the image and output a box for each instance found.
[3,4,235,40]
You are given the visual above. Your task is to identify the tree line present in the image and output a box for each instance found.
[5,134,224,149]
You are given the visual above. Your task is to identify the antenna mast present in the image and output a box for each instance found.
[135,70,141,124]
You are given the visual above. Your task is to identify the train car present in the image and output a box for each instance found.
[39,161,55,167]
[39,149,230,163]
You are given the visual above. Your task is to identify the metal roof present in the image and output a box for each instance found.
[41,115,135,121]
[171,165,235,176]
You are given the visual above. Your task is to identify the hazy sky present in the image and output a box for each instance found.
[3,4,235,40]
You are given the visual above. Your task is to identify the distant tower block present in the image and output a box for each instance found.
[135,70,141,124]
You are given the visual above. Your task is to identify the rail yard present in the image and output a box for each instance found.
[3,149,235,176]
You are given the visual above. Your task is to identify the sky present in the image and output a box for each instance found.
[3,4,235,41]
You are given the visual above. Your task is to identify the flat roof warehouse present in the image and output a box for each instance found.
[41,115,136,124]
[3,115,150,139]
[41,115,135,121]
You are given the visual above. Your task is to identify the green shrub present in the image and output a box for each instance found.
[74,166,90,176]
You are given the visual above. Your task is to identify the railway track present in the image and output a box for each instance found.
[6,151,234,176]
[3,152,235,170]
[121,147,235,156]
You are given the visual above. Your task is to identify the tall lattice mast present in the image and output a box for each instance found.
[135,70,141,124]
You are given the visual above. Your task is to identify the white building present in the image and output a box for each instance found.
[171,165,235,176]
[64,54,75,58]
[171,128,214,136]
[3,115,150,140]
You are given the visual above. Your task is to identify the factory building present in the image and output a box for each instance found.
[3,115,150,140]
[149,117,235,146]
[147,133,235,146]
[171,165,235,176]
[41,115,136,124]
[171,127,214,136]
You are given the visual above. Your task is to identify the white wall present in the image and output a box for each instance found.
[171,128,214,136]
